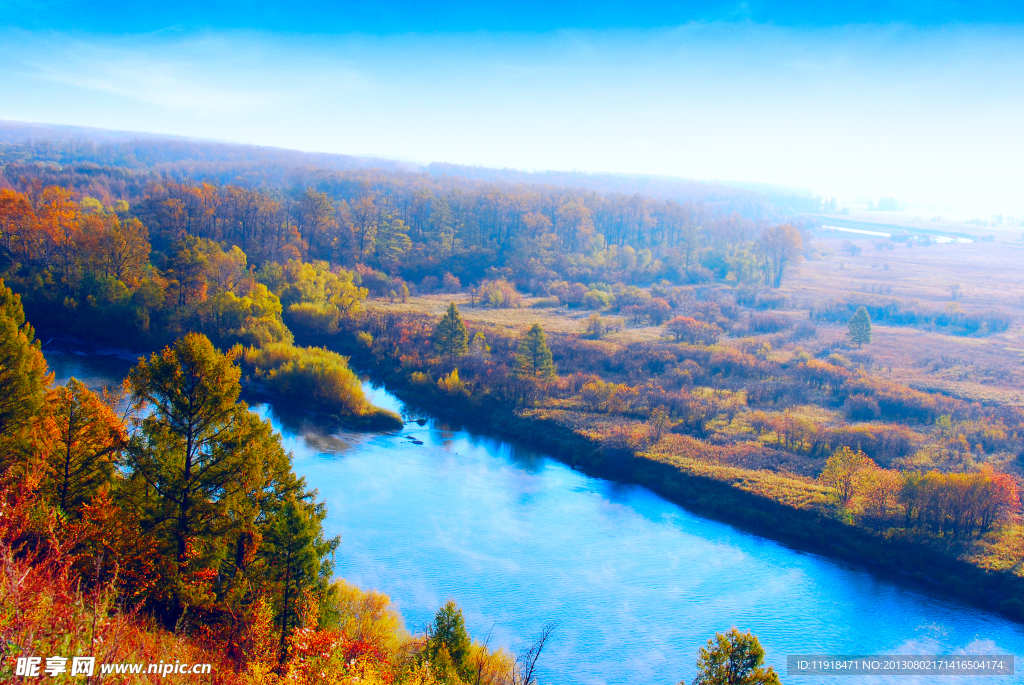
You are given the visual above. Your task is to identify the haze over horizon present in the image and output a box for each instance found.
[2,1,1022,215]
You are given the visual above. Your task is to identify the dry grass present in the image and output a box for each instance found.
[370,293,667,343]
[782,237,1024,405]
[376,235,1024,405]
[643,438,830,511]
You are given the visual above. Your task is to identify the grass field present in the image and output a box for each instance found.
[784,236,1024,404]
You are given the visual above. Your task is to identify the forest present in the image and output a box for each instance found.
[1,140,1022,682]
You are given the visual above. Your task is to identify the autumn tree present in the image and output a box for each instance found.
[79,212,150,286]
[555,197,595,251]
[650,407,670,443]
[516,324,555,379]
[0,188,36,263]
[757,224,803,288]
[679,222,702,275]
[688,628,781,685]
[818,446,873,506]
[666,316,722,345]
[295,188,339,261]
[0,278,51,466]
[37,185,81,286]
[433,303,469,360]
[847,306,872,348]
[350,193,379,259]
[38,379,126,518]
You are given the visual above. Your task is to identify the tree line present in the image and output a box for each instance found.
[2,165,809,301]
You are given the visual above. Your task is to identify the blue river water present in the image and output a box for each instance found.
[44,348,1024,685]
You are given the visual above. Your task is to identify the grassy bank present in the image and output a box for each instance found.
[236,342,403,430]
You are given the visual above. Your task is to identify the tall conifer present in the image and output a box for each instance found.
[0,278,51,467]
[433,303,469,360]
[848,306,872,348]
[516,323,556,379]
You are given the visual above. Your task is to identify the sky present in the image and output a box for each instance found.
[1,1,1023,215]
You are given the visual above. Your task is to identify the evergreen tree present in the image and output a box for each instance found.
[127,333,243,559]
[374,218,412,272]
[125,333,298,623]
[124,333,320,626]
[847,306,872,348]
[0,278,51,467]
[262,494,338,659]
[433,303,469,360]
[426,600,473,682]
[515,324,556,379]
[688,628,781,685]
[38,379,125,518]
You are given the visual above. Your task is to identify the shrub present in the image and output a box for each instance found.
[438,368,469,396]
[531,296,560,308]
[476,278,522,308]
[736,287,786,310]
[355,264,395,296]
[613,286,651,310]
[748,313,791,334]
[646,298,672,324]
[549,281,588,306]
[286,301,341,336]
[237,343,402,427]
[442,272,461,293]
[583,290,613,310]
[665,316,722,345]
[844,394,881,421]
[420,275,440,293]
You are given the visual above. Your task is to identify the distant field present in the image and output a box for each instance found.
[371,236,1024,405]
[373,294,668,343]
[784,237,1024,405]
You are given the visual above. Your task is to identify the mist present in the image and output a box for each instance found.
[1,21,1023,214]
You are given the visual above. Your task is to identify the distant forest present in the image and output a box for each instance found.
[0,120,827,213]
[0,122,818,294]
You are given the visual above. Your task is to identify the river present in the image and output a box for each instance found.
[44,348,1024,685]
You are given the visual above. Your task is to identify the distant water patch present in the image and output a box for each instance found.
[823,225,891,237]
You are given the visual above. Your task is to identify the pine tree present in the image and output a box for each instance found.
[127,333,243,559]
[847,306,872,348]
[262,494,337,659]
[427,600,473,682]
[123,331,282,618]
[374,219,412,272]
[0,278,51,467]
[433,303,468,360]
[125,333,297,624]
[515,323,555,379]
[38,379,125,518]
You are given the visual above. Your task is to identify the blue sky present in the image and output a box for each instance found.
[2,1,1023,213]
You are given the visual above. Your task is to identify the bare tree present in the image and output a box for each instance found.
[512,621,558,685]
[757,224,803,288]
[470,623,496,685]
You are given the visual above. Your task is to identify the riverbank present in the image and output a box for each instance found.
[326,329,1024,625]
[40,335,403,431]
[41,330,1024,624]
